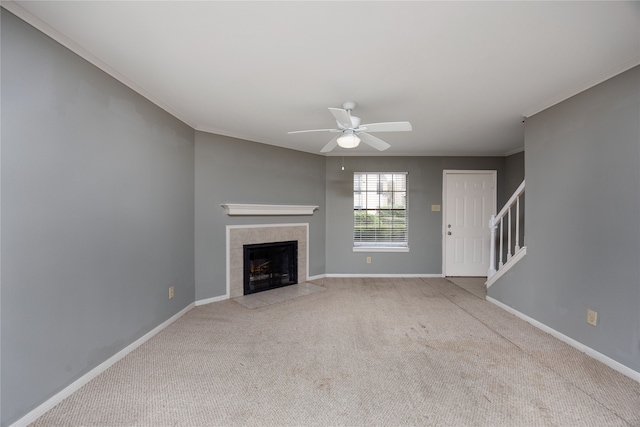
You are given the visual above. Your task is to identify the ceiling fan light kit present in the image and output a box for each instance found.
[288,101,412,153]
[337,131,361,148]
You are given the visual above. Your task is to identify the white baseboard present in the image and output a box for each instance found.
[195,294,229,306]
[325,273,444,278]
[486,296,640,384]
[304,274,444,281]
[11,303,195,427]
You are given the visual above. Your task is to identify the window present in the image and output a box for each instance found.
[353,172,408,251]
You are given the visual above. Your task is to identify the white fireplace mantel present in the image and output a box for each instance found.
[221,203,318,216]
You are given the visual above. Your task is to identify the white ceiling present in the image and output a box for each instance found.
[5,1,640,156]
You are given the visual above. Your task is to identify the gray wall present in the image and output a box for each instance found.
[325,156,505,274]
[504,151,524,194]
[194,132,326,301]
[1,10,195,426]
[504,151,525,250]
[488,66,640,373]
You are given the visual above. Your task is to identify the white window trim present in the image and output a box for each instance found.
[353,172,409,251]
[353,247,410,253]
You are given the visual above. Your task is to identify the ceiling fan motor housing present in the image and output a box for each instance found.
[336,115,361,130]
[342,101,357,111]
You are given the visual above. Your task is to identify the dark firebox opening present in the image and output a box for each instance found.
[243,241,298,295]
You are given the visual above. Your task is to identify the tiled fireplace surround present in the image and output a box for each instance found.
[227,223,308,298]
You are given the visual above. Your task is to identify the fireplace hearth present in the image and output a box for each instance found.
[243,241,298,295]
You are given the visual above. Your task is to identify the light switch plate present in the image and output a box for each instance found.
[431,205,441,212]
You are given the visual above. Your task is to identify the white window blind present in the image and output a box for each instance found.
[353,172,408,248]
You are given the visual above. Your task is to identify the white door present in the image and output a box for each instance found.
[443,171,496,277]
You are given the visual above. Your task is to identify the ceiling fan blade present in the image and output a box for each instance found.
[328,108,353,128]
[360,122,412,132]
[320,135,340,153]
[288,129,338,134]
[358,132,391,151]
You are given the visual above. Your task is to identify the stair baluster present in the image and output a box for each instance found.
[487,180,526,286]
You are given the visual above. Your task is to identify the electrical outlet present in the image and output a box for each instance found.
[169,286,174,299]
[587,309,597,326]
[366,256,372,264]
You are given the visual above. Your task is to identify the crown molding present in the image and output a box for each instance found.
[523,56,640,118]
[504,147,524,157]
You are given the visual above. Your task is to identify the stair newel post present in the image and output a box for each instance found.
[507,207,512,261]
[515,196,520,252]
[488,215,497,279]
[499,217,504,269]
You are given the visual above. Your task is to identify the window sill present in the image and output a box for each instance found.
[353,247,410,253]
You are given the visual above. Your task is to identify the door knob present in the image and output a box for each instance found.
[447,231,452,235]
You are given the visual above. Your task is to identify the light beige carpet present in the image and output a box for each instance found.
[32,278,640,426]
[446,276,487,299]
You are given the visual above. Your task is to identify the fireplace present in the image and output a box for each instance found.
[243,240,298,295]
[227,224,308,299]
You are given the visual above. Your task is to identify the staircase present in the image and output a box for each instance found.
[486,180,526,287]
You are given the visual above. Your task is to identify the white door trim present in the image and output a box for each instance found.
[442,170,497,277]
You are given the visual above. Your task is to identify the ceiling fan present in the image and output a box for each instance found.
[288,101,412,153]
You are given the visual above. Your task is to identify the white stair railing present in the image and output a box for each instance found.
[488,180,526,283]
